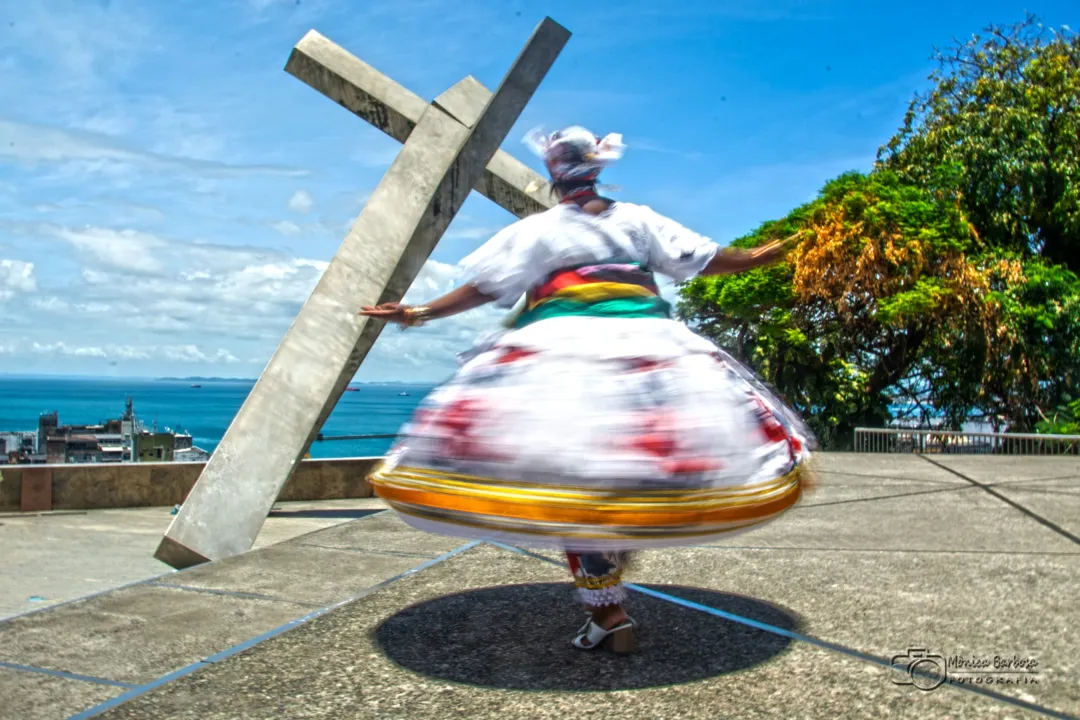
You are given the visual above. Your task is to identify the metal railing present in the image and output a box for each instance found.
[854,427,1080,455]
[314,433,397,442]
[316,428,1080,456]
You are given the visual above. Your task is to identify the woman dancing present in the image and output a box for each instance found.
[361,126,813,655]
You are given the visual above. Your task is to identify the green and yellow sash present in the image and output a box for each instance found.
[512,262,671,328]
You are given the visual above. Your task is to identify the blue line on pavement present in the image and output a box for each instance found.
[0,661,135,689]
[491,542,1076,720]
[66,540,481,720]
[0,573,172,625]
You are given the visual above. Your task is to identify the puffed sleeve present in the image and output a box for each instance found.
[636,205,720,282]
[459,218,545,308]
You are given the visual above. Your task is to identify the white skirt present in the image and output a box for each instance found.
[369,316,815,551]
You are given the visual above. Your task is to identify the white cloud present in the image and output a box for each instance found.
[160,345,241,364]
[1,225,507,381]
[443,225,500,241]
[0,119,309,180]
[53,226,166,273]
[270,220,302,236]
[75,112,134,137]
[31,297,69,312]
[21,340,238,364]
[0,259,37,300]
[31,342,107,358]
[7,2,154,90]
[25,223,329,344]
[146,105,225,162]
[110,346,153,360]
[288,190,314,214]
[7,223,507,383]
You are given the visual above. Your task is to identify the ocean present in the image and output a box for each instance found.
[0,375,435,459]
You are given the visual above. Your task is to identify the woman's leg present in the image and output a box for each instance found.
[566,551,633,648]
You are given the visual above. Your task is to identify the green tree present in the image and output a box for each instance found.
[679,171,988,447]
[679,15,1080,447]
[678,172,1080,446]
[915,252,1080,432]
[1036,396,1080,434]
[878,15,1080,272]
[979,257,1080,430]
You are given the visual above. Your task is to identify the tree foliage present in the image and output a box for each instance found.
[879,14,1080,272]
[678,15,1080,447]
[682,172,979,445]
[1036,396,1080,435]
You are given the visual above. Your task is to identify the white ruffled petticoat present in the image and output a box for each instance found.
[369,314,814,552]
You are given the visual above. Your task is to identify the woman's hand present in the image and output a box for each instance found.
[701,232,801,277]
[357,285,495,328]
[359,302,413,326]
[747,240,788,265]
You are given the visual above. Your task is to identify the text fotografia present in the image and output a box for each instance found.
[890,649,1041,691]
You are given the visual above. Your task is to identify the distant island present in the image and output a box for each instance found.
[362,381,435,386]
[155,377,435,386]
[156,376,255,383]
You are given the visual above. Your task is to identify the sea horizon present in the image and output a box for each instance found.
[0,371,422,384]
[0,375,436,459]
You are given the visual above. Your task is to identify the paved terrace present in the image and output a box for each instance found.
[0,453,1077,719]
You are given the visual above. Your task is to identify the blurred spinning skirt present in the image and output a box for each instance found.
[369,267,814,551]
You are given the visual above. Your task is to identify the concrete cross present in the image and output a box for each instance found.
[283,30,558,219]
[155,18,570,570]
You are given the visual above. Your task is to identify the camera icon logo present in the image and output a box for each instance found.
[891,648,948,691]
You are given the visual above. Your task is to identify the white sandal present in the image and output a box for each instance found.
[573,614,636,653]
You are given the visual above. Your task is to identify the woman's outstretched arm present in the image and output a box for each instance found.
[699,245,783,276]
[358,284,495,327]
[698,234,798,277]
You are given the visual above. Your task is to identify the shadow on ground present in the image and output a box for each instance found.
[372,582,800,691]
[267,508,384,520]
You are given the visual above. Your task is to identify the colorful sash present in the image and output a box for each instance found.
[513,262,672,328]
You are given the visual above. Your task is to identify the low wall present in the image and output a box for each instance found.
[0,457,381,513]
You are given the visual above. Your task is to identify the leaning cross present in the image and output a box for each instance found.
[286,29,557,219]
[155,18,569,569]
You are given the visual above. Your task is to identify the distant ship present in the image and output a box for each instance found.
[190,384,202,389]
[345,387,360,393]
[399,391,409,396]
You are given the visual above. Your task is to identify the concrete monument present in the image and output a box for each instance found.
[155,17,569,569]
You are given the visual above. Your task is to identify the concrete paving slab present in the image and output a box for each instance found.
[0,584,302,685]
[919,456,1080,545]
[796,468,969,508]
[705,479,1078,553]
[254,499,387,547]
[625,545,1079,714]
[928,456,1080,487]
[0,507,174,620]
[991,485,1080,543]
[0,499,386,620]
[789,456,1044,539]
[0,667,123,720]
[92,545,1034,719]
[1014,479,1080,494]
[811,453,971,482]
[154,543,425,606]
[283,509,464,557]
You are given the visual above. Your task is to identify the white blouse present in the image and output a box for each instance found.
[460,201,720,308]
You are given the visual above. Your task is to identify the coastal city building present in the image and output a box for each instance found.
[3,398,209,465]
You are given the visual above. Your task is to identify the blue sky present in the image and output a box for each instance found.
[0,0,1073,381]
